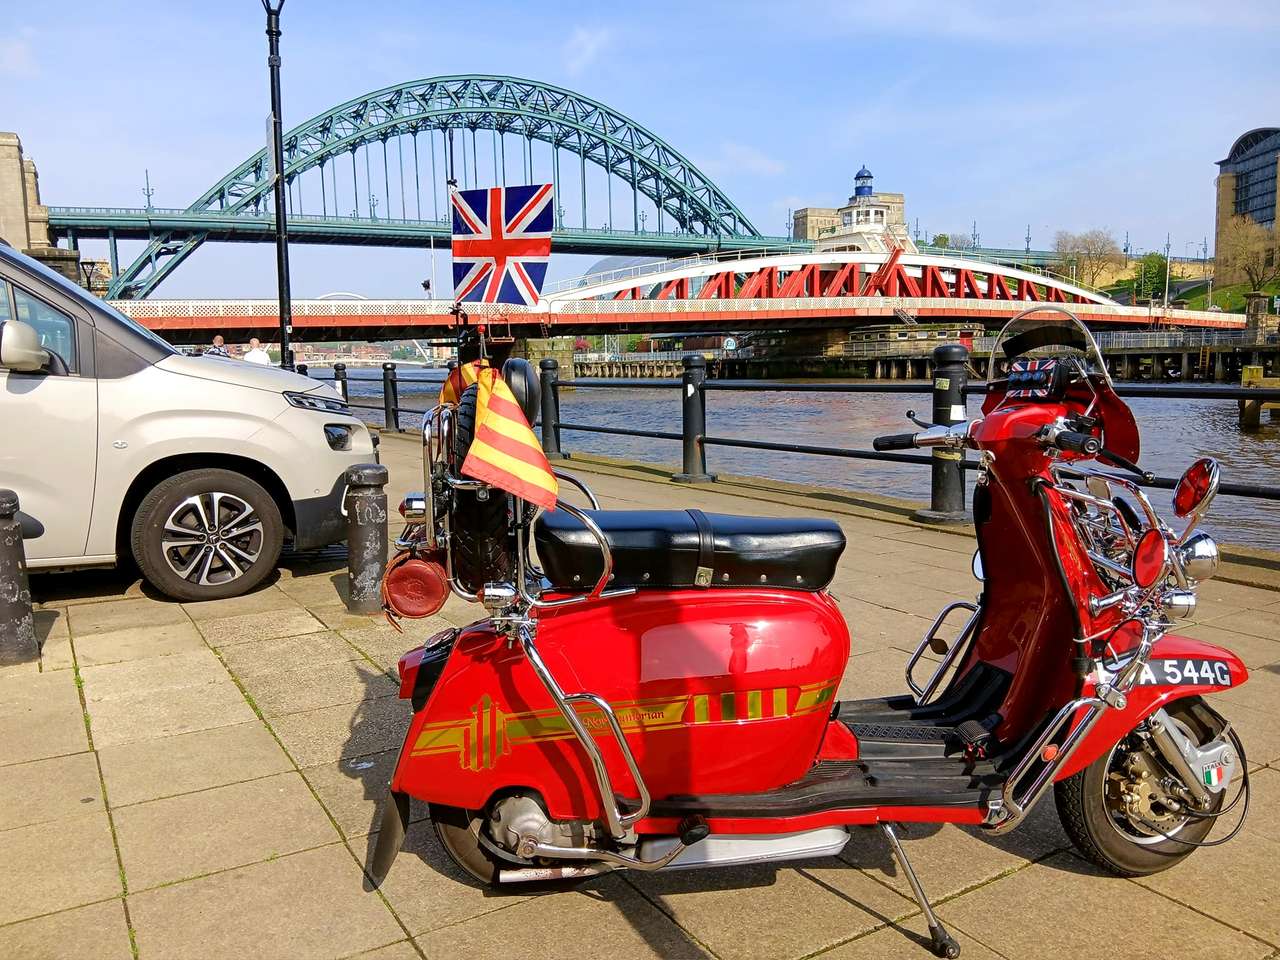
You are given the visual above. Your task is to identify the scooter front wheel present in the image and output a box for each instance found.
[1054,697,1225,877]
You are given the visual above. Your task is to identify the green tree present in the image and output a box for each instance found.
[1133,253,1168,302]
[931,233,950,248]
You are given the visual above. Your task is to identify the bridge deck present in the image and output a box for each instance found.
[8,435,1278,959]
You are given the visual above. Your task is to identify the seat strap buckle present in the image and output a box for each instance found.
[687,508,715,588]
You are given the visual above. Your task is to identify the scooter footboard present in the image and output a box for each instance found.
[1055,633,1247,781]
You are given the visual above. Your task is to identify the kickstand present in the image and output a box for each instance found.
[880,822,961,959]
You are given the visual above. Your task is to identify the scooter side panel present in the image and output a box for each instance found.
[1056,633,1248,780]
[391,588,850,821]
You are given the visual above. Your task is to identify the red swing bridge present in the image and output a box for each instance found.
[112,248,1242,345]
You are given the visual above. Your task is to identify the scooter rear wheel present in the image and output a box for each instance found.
[430,804,503,885]
[1054,697,1225,877]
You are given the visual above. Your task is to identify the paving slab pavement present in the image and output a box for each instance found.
[2,433,1276,959]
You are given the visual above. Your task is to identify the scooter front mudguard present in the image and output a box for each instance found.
[1056,632,1248,781]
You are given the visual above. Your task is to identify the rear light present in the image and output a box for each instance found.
[397,647,426,700]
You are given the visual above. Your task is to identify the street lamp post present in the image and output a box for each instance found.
[1162,234,1172,310]
[262,0,294,370]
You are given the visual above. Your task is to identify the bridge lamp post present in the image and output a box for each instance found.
[262,0,294,370]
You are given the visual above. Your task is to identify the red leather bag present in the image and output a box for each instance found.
[381,550,449,623]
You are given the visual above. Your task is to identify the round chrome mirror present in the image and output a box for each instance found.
[971,549,984,582]
[1173,457,1220,520]
[1132,528,1170,589]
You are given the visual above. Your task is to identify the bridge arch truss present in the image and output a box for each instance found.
[111,75,761,298]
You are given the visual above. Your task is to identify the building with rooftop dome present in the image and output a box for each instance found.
[791,166,914,253]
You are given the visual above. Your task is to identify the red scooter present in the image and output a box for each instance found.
[371,309,1249,958]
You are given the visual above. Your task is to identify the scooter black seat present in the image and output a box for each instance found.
[534,509,846,592]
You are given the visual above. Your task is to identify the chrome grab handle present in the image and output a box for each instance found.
[518,624,649,839]
[553,471,601,510]
[515,501,635,610]
[906,601,979,703]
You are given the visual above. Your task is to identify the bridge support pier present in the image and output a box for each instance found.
[1215,352,1227,383]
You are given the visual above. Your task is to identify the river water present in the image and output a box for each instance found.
[333,371,1280,550]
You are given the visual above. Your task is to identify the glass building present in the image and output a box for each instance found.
[1218,127,1279,227]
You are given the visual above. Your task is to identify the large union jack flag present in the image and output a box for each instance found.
[450,184,553,306]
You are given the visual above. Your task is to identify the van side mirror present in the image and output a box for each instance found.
[0,320,50,373]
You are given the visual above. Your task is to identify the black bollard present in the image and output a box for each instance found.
[914,344,971,524]
[0,489,37,664]
[539,358,566,459]
[672,355,716,484]
[296,362,309,377]
[333,362,349,401]
[382,362,400,432]
[344,464,389,614]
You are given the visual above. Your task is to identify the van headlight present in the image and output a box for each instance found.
[324,424,353,451]
[284,390,349,413]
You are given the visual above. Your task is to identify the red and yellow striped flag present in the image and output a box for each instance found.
[439,359,488,405]
[460,367,558,511]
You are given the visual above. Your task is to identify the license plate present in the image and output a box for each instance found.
[1132,657,1233,687]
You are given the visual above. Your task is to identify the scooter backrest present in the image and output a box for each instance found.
[501,357,541,425]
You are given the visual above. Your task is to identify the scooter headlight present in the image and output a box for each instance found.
[1177,532,1219,582]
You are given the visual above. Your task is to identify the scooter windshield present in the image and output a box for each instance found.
[989,305,1112,389]
[986,305,1139,461]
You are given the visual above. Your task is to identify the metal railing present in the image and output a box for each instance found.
[297,362,444,430]
[574,349,730,363]
[294,351,1280,515]
[532,349,1280,517]
[543,245,814,295]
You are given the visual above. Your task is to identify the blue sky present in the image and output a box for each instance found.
[2,0,1278,298]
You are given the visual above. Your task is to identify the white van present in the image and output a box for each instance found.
[0,243,375,600]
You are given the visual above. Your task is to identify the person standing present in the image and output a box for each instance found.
[243,337,272,365]
[206,335,229,358]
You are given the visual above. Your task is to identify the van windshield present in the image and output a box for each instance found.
[0,243,175,355]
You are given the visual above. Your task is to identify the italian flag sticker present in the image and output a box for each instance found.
[1203,762,1225,787]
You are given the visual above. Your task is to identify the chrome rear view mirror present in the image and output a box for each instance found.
[1172,457,1220,543]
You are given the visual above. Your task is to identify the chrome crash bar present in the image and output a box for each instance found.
[989,623,1161,832]
[517,622,651,840]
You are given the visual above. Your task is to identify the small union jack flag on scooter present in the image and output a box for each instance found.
[450,184,553,306]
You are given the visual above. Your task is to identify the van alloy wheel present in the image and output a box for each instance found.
[161,492,264,586]
[131,468,283,601]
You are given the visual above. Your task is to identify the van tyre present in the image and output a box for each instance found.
[450,384,512,594]
[131,468,283,601]
[1055,697,1223,877]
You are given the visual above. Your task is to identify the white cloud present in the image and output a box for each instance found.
[562,26,612,76]
[0,29,36,78]
[698,141,785,177]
